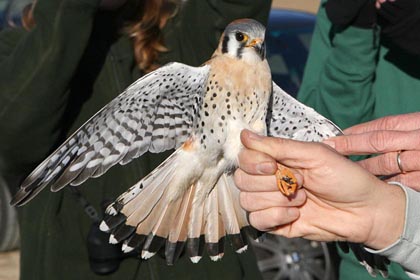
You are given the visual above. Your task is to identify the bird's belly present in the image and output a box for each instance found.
[222,118,265,169]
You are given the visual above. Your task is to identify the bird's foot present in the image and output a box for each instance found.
[275,163,297,197]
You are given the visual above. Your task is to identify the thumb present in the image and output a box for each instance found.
[240,130,312,163]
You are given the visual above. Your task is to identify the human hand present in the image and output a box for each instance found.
[324,112,420,190]
[234,130,405,250]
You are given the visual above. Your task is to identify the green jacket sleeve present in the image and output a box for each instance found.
[161,0,271,66]
[0,0,100,179]
[297,2,378,129]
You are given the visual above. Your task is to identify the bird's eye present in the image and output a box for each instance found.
[235,32,247,42]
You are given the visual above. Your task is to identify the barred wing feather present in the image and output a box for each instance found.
[12,63,210,206]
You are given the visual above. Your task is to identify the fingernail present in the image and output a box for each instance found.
[287,208,299,218]
[323,140,335,149]
[256,161,277,174]
[233,170,242,188]
[245,130,263,141]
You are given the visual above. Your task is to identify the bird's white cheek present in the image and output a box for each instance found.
[242,48,263,65]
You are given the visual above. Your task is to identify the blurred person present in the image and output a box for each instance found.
[296,0,420,278]
[0,0,271,279]
[233,122,420,279]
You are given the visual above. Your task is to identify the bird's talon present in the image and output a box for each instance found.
[275,163,297,197]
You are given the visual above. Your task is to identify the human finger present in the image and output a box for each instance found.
[343,112,420,134]
[233,169,278,192]
[234,167,304,194]
[324,130,420,155]
[248,207,300,231]
[237,147,277,175]
[240,130,331,167]
[385,171,420,192]
[239,190,306,212]
[356,150,420,175]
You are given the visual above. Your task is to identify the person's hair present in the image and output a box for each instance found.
[124,0,178,73]
[21,3,36,31]
[20,0,178,73]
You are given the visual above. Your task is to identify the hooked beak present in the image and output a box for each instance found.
[246,38,266,60]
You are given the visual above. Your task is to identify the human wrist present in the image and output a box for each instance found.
[364,183,420,277]
[364,181,406,250]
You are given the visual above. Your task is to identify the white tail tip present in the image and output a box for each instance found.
[236,245,248,254]
[99,221,110,232]
[210,254,224,262]
[109,234,118,244]
[105,205,118,216]
[122,243,135,253]
[141,251,156,259]
[190,256,202,263]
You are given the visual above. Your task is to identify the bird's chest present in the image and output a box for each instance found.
[195,59,271,165]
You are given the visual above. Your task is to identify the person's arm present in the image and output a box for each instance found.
[0,0,100,183]
[160,0,271,66]
[297,0,378,129]
[365,182,420,280]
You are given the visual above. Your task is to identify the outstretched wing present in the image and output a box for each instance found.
[267,82,390,277]
[12,62,210,206]
[266,82,343,140]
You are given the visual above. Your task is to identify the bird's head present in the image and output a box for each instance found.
[218,18,266,64]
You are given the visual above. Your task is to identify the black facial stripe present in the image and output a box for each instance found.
[222,35,229,54]
[236,45,244,59]
[258,42,266,60]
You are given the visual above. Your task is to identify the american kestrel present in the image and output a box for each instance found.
[12,19,344,265]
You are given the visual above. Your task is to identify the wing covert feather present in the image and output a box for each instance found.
[12,63,210,206]
[266,82,343,141]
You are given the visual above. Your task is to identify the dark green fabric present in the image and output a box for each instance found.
[297,3,377,130]
[0,0,271,279]
[336,247,411,280]
[297,1,420,279]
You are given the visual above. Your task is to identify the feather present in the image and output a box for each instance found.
[267,82,343,140]
[141,195,183,257]
[165,184,196,265]
[187,182,206,263]
[11,63,210,206]
[216,174,247,252]
[122,234,146,253]
[204,185,225,261]
[109,223,136,244]
[100,213,127,232]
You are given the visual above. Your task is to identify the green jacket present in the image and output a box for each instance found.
[298,2,420,280]
[0,0,271,279]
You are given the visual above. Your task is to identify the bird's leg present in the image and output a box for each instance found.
[275,163,297,197]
